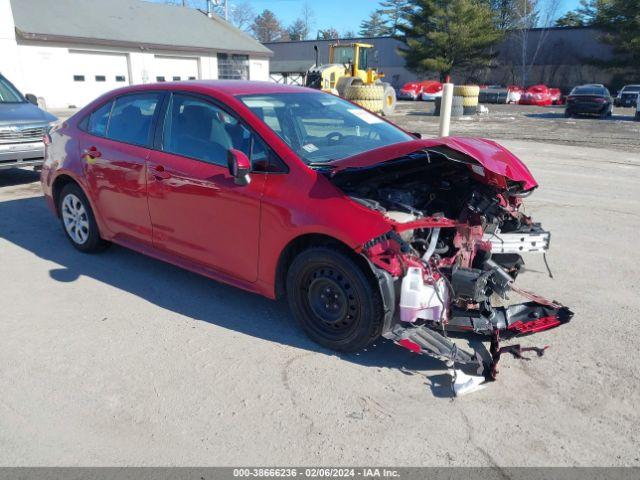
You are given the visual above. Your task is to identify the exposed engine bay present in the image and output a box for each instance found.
[328,144,574,394]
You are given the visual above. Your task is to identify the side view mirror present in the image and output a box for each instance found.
[227,148,251,186]
[412,132,422,139]
[25,93,38,105]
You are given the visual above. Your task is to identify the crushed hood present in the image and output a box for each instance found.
[326,137,538,191]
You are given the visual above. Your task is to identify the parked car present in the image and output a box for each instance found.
[0,73,57,170]
[506,85,523,104]
[419,81,443,101]
[613,84,640,107]
[565,84,613,118]
[549,88,564,105]
[398,82,423,101]
[41,81,571,378]
[635,92,640,120]
[519,85,553,106]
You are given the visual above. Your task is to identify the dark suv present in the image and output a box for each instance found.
[0,73,57,171]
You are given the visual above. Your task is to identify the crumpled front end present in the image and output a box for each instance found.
[330,138,573,390]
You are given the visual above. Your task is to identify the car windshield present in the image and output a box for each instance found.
[572,86,605,95]
[238,92,413,164]
[622,85,640,93]
[0,76,25,103]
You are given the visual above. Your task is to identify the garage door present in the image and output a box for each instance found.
[67,51,129,108]
[152,56,199,83]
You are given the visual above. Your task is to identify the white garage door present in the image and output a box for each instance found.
[67,51,129,108]
[152,56,199,83]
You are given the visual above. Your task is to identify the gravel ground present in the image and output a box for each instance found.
[0,108,639,466]
[388,101,640,152]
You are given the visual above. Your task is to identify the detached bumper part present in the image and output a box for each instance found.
[483,224,550,254]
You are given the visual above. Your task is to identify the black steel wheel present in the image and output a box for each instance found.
[286,247,384,352]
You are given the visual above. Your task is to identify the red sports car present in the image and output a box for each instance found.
[398,80,442,101]
[519,85,553,106]
[41,81,572,384]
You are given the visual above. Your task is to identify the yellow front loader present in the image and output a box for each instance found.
[305,42,397,115]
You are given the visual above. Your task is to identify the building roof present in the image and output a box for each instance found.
[10,0,272,56]
[270,60,315,74]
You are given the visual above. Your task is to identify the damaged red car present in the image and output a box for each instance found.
[41,81,572,387]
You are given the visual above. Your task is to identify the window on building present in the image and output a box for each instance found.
[188,76,196,80]
[156,76,165,82]
[95,75,106,82]
[87,101,113,137]
[217,53,249,80]
[73,75,85,82]
[115,76,126,82]
[107,93,163,147]
[172,76,181,81]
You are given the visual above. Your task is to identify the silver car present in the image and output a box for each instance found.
[0,73,57,170]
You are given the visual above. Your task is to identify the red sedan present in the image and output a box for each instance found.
[41,81,571,382]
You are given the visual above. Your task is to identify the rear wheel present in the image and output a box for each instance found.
[58,183,109,253]
[286,247,384,352]
[564,109,572,118]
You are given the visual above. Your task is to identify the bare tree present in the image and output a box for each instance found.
[300,2,315,40]
[228,1,255,32]
[512,0,562,85]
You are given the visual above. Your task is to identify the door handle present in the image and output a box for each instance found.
[82,146,101,158]
[152,164,171,180]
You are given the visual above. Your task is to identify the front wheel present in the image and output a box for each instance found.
[58,183,109,253]
[286,247,384,352]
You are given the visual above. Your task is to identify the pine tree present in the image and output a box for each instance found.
[398,0,503,79]
[594,0,640,74]
[359,11,391,37]
[377,0,412,35]
[251,10,287,43]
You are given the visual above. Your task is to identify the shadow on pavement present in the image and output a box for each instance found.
[0,195,459,390]
[0,168,40,187]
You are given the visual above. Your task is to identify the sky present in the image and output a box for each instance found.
[154,0,583,38]
[228,0,583,36]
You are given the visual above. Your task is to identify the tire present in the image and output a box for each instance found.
[462,96,479,107]
[635,112,640,121]
[344,84,384,101]
[381,84,397,116]
[286,246,384,352]
[453,85,480,97]
[463,105,477,116]
[564,109,572,118]
[335,76,362,97]
[434,96,463,116]
[352,99,382,113]
[58,183,109,253]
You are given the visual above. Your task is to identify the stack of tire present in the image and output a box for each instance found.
[433,85,480,117]
[454,85,480,116]
[344,82,397,116]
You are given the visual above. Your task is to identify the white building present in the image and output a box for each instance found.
[0,0,272,109]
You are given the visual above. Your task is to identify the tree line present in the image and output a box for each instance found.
[168,0,639,84]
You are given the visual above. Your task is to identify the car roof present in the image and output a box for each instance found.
[107,80,310,98]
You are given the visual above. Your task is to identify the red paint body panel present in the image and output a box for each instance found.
[328,136,538,190]
[41,80,541,301]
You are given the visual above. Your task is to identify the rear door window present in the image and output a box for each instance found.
[87,101,113,137]
[107,93,163,147]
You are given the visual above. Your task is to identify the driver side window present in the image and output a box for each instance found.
[162,93,285,172]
